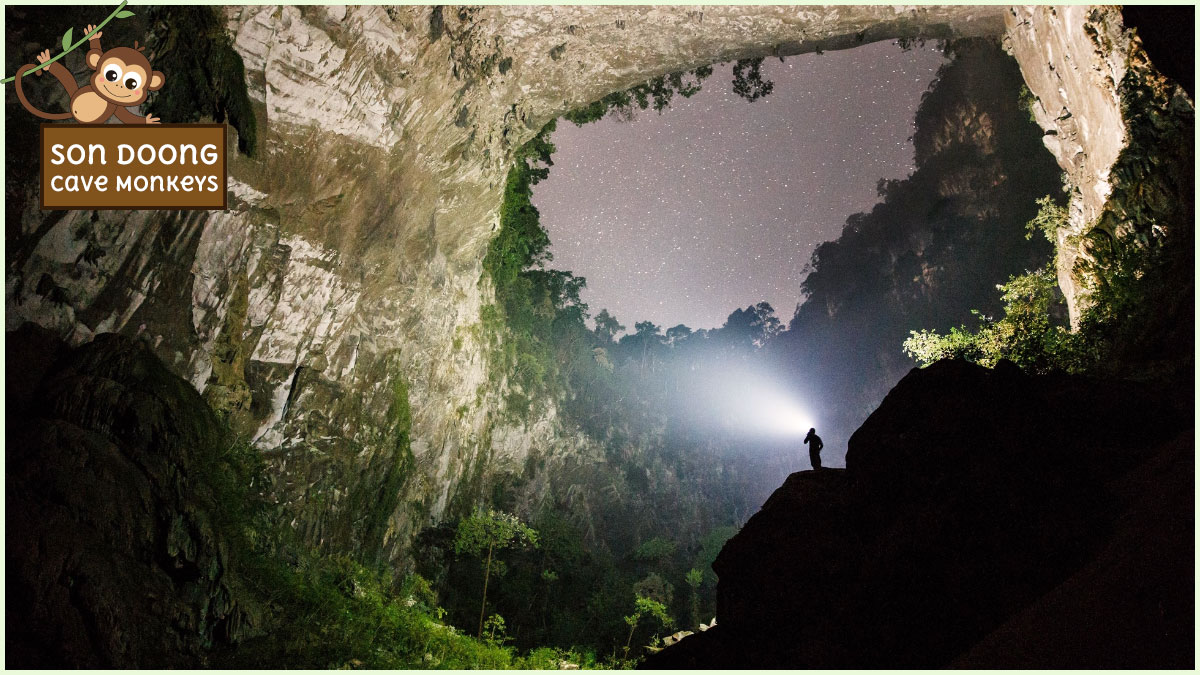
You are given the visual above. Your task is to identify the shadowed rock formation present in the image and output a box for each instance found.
[643,359,1193,669]
[5,324,264,667]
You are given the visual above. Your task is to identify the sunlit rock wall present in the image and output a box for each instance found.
[10,5,1184,565]
[1005,5,1194,324]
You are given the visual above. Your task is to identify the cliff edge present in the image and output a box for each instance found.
[644,359,1192,668]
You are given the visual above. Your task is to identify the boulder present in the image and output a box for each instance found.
[5,324,263,667]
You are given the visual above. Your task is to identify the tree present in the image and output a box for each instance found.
[632,572,674,607]
[564,66,713,125]
[623,594,673,656]
[685,568,703,629]
[717,302,782,350]
[665,324,693,347]
[632,321,664,373]
[593,308,625,343]
[633,537,677,563]
[1024,194,1069,243]
[694,526,738,586]
[454,509,539,638]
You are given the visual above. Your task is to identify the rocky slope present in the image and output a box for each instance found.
[643,359,1193,668]
[5,5,1190,569]
[5,324,264,667]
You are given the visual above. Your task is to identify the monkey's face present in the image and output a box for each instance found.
[88,48,164,106]
[92,56,149,105]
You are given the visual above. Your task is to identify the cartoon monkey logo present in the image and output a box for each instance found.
[15,24,165,124]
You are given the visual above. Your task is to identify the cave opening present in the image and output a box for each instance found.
[452,35,1068,651]
[533,40,948,332]
[512,36,1064,466]
[5,5,1194,669]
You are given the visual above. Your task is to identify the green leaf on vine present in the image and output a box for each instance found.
[61,28,73,51]
[115,10,134,18]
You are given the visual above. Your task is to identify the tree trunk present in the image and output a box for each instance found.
[477,542,494,638]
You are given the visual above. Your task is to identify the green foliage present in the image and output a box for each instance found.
[622,595,674,656]
[732,58,774,102]
[454,509,540,557]
[1025,194,1069,243]
[345,372,414,565]
[522,646,604,670]
[593,308,625,343]
[903,265,1087,373]
[1066,64,1194,379]
[481,120,595,415]
[178,396,604,669]
[903,189,1081,374]
[417,504,741,664]
[905,58,1195,380]
[633,537,677,563]
[230,556,599,669]
[1072,218,1189,378]
[484,124,555,288]
[204,442,594,669]
[632,572,674,606]
[685,568,703,629]
[902,324,983,366]
[208,444,600,662]
[694,526,738,586]
[563,66,713,125]
[625,595,673,631]
[1018,83,1039,124]
[193,436,273,560]
[482,613,509,646]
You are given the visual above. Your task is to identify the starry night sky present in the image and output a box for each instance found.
[533,41,948,331]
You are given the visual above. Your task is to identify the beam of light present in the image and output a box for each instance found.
[690,366,816,438]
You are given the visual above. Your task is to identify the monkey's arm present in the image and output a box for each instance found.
[33,50,78,96]
[83,27,104,77]
[115,106,160,124]
[115,106,147,124]
[44,62,79,96]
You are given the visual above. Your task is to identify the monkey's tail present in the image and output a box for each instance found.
[14,64,73,120]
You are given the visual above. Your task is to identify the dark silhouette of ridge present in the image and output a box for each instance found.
[643,359,1193,669]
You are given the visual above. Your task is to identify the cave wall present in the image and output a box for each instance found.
[1005,5,1194,324]
[6,5,1182,565]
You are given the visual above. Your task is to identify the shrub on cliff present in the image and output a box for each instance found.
[903,264,1090,373]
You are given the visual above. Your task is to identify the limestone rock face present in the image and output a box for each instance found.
[4,6,1187,565]
[1005,6,1194,323]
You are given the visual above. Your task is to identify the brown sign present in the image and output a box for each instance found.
[40,123,227,210]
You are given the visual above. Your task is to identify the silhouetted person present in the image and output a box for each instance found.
[804,428,823,470]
